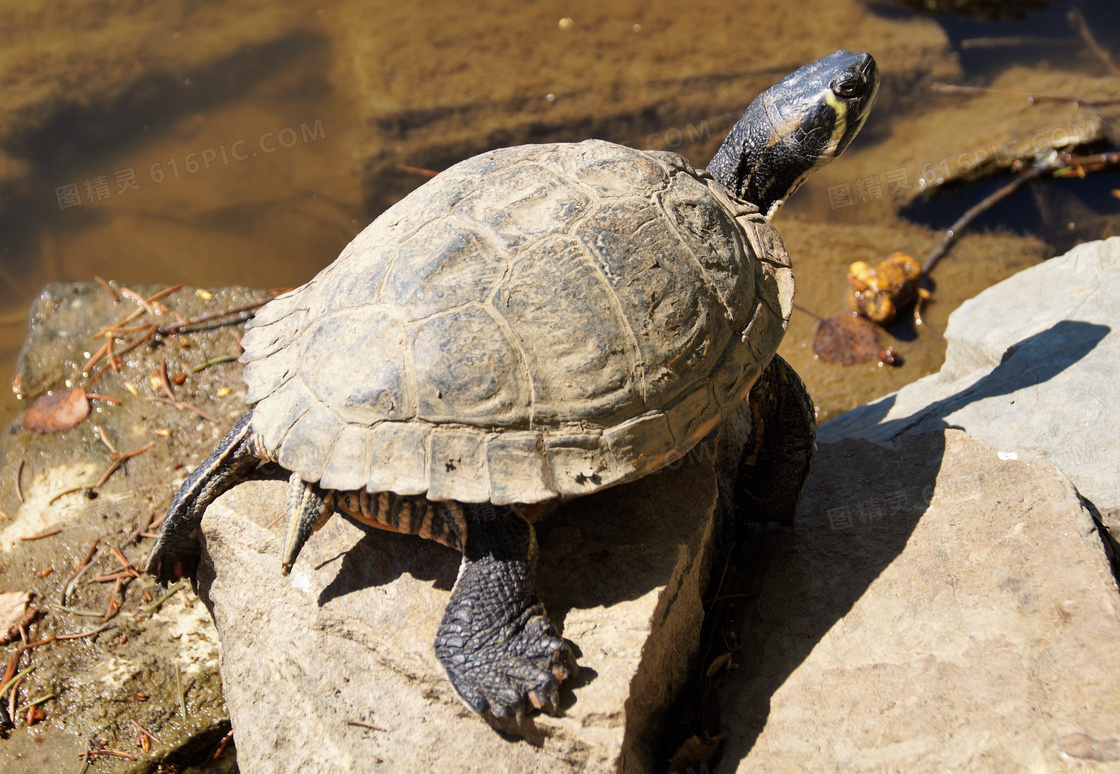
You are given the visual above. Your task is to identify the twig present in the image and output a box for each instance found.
[84,746,138,762]
[15,459,24,503]
[94,308,145,338]
[53,606,106,618]
[55,623,114,640]
[139,581,184,615]
[106,323,158,359]
[19,528,61,541]
[94,441,157,489]
[959,36,1059,50]
[157,300,268,335]
[62,540,100,606]
[105,334,119,372]
[396,163,440,179]
[130,717,164,745]
[90,570,139,583]
[110,442,156,463]
[1069,6,1120,78]
[21,636,56,649]
[345,719,387,731]
[103,578,124,621]
[93,460,124,490]
[8,675,19,728]
[93,276,120,303]
[22,693,55,708]
[1,653,17,689]
[1051,149,1120,177]
[109,545,136,570]
[119,287,156,317]
[146,284,184,304]
[211,728,234,759]
[81,340,110,374]
[922,165,1048,274]
[83,362,111,389]
[95,426,117,455]
[192,354,240,373]
[50,485,90,504]
[176,664,187,722]
[791,302,825,322]
[145,395,218,423]
[158,358,176,402]
[0,665,34,698]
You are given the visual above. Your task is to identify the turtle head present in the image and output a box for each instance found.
[707,50,879,219]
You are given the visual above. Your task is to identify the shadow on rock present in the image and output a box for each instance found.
[721,319,1108,767]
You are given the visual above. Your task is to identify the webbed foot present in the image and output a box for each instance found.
[433,504,577,719]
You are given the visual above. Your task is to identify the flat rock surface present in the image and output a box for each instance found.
[716,429,1120,772]
[197,412,748,774]
[820,237,1120,511]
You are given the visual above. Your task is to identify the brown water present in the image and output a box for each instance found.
[0,0,1117,429]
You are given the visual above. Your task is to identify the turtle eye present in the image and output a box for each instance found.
[832,73,865,99]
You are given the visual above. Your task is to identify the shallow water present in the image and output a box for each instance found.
[0,0,1116,427]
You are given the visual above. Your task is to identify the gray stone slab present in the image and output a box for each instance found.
[717,430,1120,772]
[821,237,1120,510]
[196,409,751,774]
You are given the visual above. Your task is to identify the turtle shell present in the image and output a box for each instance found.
[240,139,793,504]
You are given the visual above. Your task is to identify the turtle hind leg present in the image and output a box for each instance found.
[281,473,336,575]
[434,504,576,720]
[146,410,270,584]
[740,354,817,528]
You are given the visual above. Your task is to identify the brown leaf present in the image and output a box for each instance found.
[23,386,91,433]
[813,314,883,365]
[669,734,726,774]
[0,591,34,645]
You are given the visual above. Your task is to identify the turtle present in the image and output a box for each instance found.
[147,49,879,720]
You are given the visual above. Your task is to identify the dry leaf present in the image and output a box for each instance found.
[22,386,91,433]
[813,314,883,365]
[0,591,30,631]
[0,591,35,645]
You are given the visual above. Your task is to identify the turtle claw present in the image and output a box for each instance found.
[436,608,575,719]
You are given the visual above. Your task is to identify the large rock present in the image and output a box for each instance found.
[821,237,1120,512]
[196,407,753,774]
[714,238,1120,771]
[716,429,1120,772]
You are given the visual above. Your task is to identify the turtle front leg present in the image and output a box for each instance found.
[434,504,576,720]
[740,354,816,526]
[147,410,270,583]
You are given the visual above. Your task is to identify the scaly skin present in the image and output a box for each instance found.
[434,504,576,719]
[147,412,574,719]
[146,410,269,584]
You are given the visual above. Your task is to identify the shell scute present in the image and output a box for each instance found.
[410,305,529,426]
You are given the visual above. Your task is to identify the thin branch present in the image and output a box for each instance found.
[157,300,268,335]
[922,165,1048,274]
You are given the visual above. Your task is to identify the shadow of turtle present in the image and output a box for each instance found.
[718,319,1109,770]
